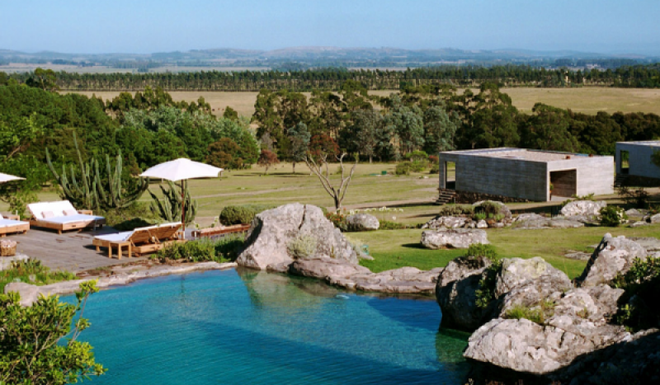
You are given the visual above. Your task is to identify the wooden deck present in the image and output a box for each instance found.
[3,227,150,272]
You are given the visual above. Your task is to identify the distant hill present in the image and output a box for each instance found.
[1,46,658,72]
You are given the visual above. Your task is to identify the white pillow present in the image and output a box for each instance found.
[63,209,78,216]
[42,211,55,219]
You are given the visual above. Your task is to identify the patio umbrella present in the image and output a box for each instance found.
[139,158,223,234]
[0,172,25,183]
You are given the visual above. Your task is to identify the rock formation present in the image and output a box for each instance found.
[421,228,489,249]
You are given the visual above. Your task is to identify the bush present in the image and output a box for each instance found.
[379,220,408,230]
[287,233,317,259]
[152,236,245,263]
[611,257,660,331]
[410,160,427,172]
[474,201,501,217]
[600,206,627,227]
[408,150,429,161]
[465,243,498,261]
[326,211,349,231]
[219,204,275,225]
[395,162,411,175]
[1,259,76,291]
[429,163,440,174]
[438,204,474,217]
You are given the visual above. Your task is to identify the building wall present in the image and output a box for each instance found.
[547,156,614,198]
[615,142,660,179]
[439,151,614,201]
[439,153,548,201]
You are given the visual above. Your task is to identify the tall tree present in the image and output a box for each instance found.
[287,122,311,174]
[423,105,458,154]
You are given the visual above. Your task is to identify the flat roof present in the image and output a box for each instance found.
[616,140,660,146]
[440,147,602,162]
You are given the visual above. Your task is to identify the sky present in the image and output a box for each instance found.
[1,0,658,55]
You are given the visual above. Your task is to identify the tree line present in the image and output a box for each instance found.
[252,81,660,164]
[4,63,660,92]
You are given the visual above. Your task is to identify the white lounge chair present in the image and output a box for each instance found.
[0,213,29,236]
[27,200,105,234]
[92,222,184,259]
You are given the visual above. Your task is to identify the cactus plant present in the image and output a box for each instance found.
[148,180,197,224]
[46,133,148,211]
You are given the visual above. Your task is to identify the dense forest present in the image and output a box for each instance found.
[1,72,660,201]
[5,63,660,92]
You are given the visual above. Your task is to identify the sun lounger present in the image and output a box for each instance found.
[191,224,250,239]
[27,200,105,234]
[0,213,29,236]
[92,222,184,259]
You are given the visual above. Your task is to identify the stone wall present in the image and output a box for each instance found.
[453,190,530,204]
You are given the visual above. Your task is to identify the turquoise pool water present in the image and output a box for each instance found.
[66,268,469,384]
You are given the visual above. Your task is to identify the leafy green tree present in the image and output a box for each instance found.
[25,68,59,91]
[343,109,384,163]
[0,280,106,384]
[287,122,311,173]
[520,104,579,152]
[222,106,239,121]
[385,95,424,158]
[423,105,458,154]
[206,138,243,169]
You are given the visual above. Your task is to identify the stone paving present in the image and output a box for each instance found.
[4,225,149,272]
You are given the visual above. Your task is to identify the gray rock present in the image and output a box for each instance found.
[345,213,380,231]
[561,200,607,217]
[514,214,584,229]
[548,218,585,228]
[332,266,443,294]
[630,221,650,228]
[495,257,571,299]
[421,228,489,249]
[237,203,358,270]
[564,250,592,261]
[630,237,660,252]
[289,256,371,280]
[576,233,648,287]
[422,216,469,229]
[650,213,660,224]
[476,219,488,229]
[624,208,646,217]
[0,252,29,271]
[436,256,494,331]
[499,274,573,317]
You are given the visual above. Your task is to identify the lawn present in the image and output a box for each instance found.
[358,224,660,278]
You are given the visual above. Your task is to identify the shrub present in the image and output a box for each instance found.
[410,160,427,172]
[408,150,429,161]
[429,163,440,174]
[395,162,411,175]
[600,206,627,227]
[219,204,275,225]
[152,236,245,263]
[287,233,318,259]
[465,243,498,261]
[475,201,501,217]
[474,212,487,221]
[379,220,408,230]
[326,211,349,231]
[438,204,474,217]
[1,259,76,291]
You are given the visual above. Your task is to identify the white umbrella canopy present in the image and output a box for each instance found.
[0,172,25,183]
[139,158,223,236]
[139,158,223,182]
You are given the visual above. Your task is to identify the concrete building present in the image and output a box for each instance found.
[615,141,660,180]
[438,148,614,201]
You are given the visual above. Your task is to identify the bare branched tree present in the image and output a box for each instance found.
[304,153,358,210]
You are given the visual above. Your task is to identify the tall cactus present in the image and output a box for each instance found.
[148,180,197,224]
[46,133,148,211]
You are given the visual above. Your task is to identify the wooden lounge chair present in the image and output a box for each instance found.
[92,222,184,259]
[191,224,250,239]
[0,213,29,237]
[27,200,105,234]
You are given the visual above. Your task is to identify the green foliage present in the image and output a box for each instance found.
[600,205,628,227]
[465,243,499,261]
[475,201,502,217]
[611,257,660,330]
[152,235,245,263]
[474,212,487,221]
[503,301,556,325]
[219,204,275,226]
[0,281,106,384]
[378,220,409,230]
[325,211,349,231]
[395,162,411,175]
[475,257,504,309]
[438,204,475,217]
[206,138,244,169]
[287,233,318,259]
[46,133,148,211]
[0,259,76,292]
[148,180,197,225]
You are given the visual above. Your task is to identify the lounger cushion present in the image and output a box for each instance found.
[28,201,81,220]
[63,209,77,216]
[42,211,55,219]
[95,231,133,243]
[39,214,104,225]
[0,219,29,228]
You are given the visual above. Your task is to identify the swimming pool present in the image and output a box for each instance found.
[66,268,469,384]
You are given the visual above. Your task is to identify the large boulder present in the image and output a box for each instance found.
[345,213,379,231]
[332,267,444,294]
[560,200,606,217]
[237,203,358,270]
[576,234,648,287]
[289,257,370,280]
[513,213,584,229]
[436,256,494,331]
[423,216,469,229]
[495,257,571,298]
[421,228,489,249]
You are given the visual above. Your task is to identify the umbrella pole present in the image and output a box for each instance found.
[181,179,186,238]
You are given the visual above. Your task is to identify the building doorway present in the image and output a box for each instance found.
[550,169,577,199]
[444,161,455,190]
[619,150,629,174]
